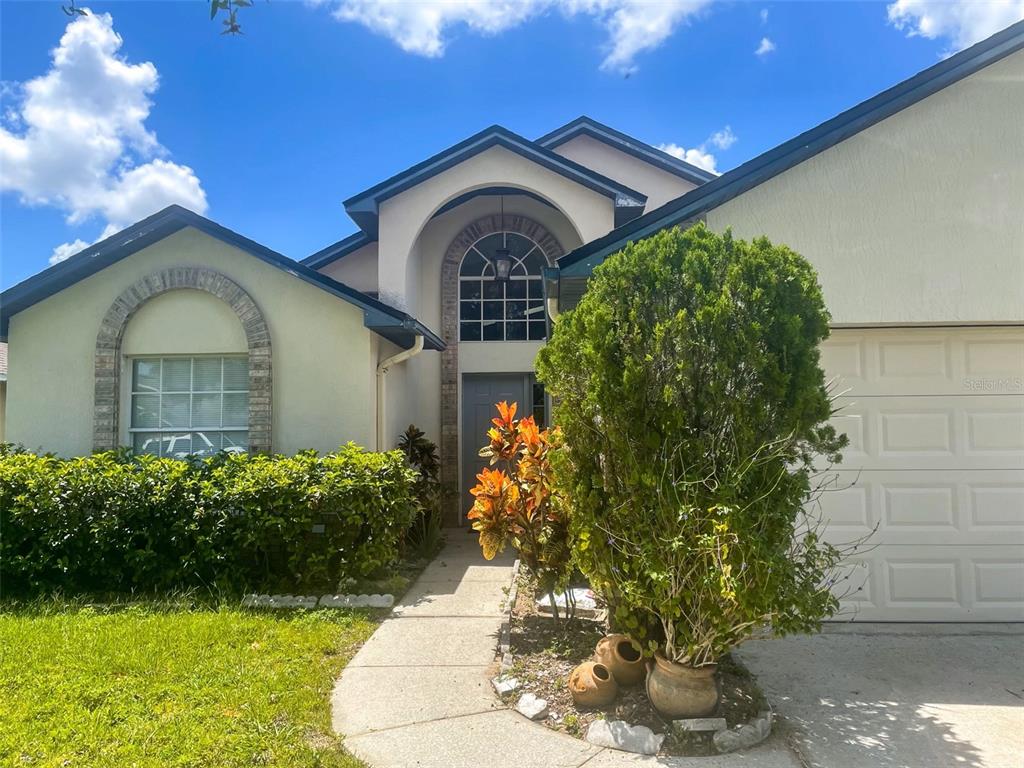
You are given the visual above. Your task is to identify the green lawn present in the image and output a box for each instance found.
[0,599,379,767]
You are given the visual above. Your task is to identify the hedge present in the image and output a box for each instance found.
[0,444,418,596]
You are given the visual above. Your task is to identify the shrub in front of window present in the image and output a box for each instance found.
[0,443,417,595]
[536,224,850,668]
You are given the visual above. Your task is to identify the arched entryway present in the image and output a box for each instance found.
[439,214,563,524]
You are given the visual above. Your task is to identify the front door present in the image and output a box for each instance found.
[461,373,531,520]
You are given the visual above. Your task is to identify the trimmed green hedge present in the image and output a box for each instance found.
[0,444,418,596]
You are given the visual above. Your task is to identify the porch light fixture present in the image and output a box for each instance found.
[493,196,512,282]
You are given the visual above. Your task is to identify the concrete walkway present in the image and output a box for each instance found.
[735,626,1024,768]
[331,533,799,768]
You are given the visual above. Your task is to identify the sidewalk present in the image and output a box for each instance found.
[331,533,800,768]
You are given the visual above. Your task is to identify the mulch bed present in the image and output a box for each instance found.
[503,576,767,757]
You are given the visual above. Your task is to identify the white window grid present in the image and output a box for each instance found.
[129,356,248,457]
[458,232,547,342]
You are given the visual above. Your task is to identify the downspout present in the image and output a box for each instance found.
[543,265,561,324]
[376,334,425,451]
[546,296,561,323]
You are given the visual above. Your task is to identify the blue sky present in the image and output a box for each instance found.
[2,0,1021,288]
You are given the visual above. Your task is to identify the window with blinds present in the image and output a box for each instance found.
[129,356,248,458]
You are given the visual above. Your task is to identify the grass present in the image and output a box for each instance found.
[0,597,380,767]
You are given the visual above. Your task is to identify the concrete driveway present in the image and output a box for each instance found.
[735,626,1024,768]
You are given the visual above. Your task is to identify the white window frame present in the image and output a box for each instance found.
[125,354,249,457]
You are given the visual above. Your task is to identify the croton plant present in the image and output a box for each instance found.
[469,401,571,607]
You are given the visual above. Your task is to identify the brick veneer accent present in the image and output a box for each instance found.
[93,267,272,453]
[439,214,564,526]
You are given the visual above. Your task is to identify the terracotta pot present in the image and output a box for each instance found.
[568,661,619,708]
[594,634,646,687]
[645,651,719,718]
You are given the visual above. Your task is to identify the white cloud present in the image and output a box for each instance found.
[760,8,768,24]
[0,11,208,265]
[755,36,776,56]
[328,0,713,74]
[707,125,736,150]
[49,238,92,265]
[658,124,737,174]
[887,0,1024,51]
[658,142,717,173]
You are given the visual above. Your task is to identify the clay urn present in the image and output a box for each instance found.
[594,634,646,686]
[568,661,618,708]
[645,651,720,718]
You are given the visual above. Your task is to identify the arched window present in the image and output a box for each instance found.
[458,231,547,341]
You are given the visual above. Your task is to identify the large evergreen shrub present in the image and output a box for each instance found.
[0,444,417,595]
[537,224,848,665]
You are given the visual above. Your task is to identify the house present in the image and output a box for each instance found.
[1,22,1021,622]
[0,342,6,442]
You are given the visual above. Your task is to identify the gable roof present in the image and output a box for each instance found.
[342,124,648,238]
[537,116,717,186]
[302,230,374,270]
[0,205,444,351]
[558,19,1024,277]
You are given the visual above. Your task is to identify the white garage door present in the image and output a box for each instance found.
[819,328,1024,622]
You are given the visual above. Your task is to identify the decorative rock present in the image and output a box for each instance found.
[491,676,521,696]
[318,595,350,608]
[712,711,773,754]
[515,693,549,721]
[318,593,395,609]
[245,593,397,610]
[585,719,665,755]
[537,588,599,617]
[673,717,728,733]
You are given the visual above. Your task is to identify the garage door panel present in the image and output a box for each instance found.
[818,470,1024,546]
[823,394,1024,470]
[833,547,1024,622]
[819,327,1024,621]
[825,328,1024,396]
[966,407,1024,454]
[974,561,1024,604]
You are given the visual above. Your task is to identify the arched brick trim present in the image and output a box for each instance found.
[439,214,564,525]
[93,267,272,453]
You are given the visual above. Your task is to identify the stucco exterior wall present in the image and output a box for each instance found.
[362,193,580,452]
[6,227,376,456]
[318,241,379,295]
[552,134,699,210]
[122,289,249,355]
[376,145,614,313]
[706,49,1024,326]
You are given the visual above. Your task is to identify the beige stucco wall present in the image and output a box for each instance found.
[318,240,379,295]
[706,49,1024,326]
[122,289,249,356]
[396,194,581,449]
[6,227,377,456]
[330,193,580,452]
[552,134,699,210]
[376,145,614,314]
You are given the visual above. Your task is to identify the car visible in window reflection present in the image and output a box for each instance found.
[135,431,246,458]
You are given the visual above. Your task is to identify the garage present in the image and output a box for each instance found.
[819,327,1024,621]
